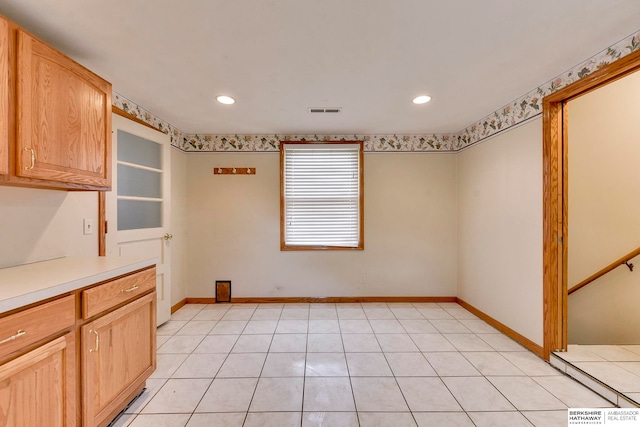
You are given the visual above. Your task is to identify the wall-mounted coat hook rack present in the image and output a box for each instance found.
[213,167,256,175]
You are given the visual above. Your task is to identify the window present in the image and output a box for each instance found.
[281,141,364,250]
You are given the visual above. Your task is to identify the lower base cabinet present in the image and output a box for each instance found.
[0,265,156,427]
[0,333,76,427]
[82,292,156,427]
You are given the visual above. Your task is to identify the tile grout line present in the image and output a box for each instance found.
[439,304,536,423]
[381,307,423,426]
[149,305,210,426]
[178,305,211,427]
[299,306,310,427]
[337,303,362,426]
[240,305,269,426]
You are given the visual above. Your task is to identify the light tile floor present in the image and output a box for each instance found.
[552,344,640,406]
[113,302,615,427]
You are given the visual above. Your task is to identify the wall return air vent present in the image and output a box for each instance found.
[308,107,342,114]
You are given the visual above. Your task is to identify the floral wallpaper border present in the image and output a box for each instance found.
[112,93,185,147]
[180,133,457,152]
[453,29,640,150]
[113,29,640,153]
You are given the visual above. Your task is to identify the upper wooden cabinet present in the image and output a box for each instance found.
[0,15,112,190]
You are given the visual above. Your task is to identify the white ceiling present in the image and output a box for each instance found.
[1,1,640,135]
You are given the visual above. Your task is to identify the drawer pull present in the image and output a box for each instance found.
[121,285,139,293]
[0,329,26,345]
[23,148,35,170]
[89,330,99,353]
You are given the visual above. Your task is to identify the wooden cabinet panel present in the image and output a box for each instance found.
[82,268,156,319]
[0,334,76,427]
[0,295,74,360]
[0,16,9,176]
[15,29,111,188]
[82,292,156,427]
[0,14,112,190]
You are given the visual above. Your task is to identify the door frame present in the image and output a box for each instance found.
[542,49,640,359]
[101,110,172,325]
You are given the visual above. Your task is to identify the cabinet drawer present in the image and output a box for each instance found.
[82,268,155,319]
[0,295,74,360]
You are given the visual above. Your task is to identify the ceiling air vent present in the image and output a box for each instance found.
[308,107,342,114]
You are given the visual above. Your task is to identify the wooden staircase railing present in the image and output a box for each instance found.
[568,246,640,295]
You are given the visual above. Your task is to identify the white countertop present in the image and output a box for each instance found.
[0,256,157,313]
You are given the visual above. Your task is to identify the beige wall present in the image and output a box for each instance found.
[457,118,543,345]
[567,70,640,344]
[0,186,98,268]
[568,254,640,344]
[170,148,188,305]
[186,152,458,298]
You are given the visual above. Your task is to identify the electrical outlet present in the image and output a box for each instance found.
[360,275,366,284]
[83,218,94,235]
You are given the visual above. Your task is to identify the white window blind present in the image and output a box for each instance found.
[282,142,362,249]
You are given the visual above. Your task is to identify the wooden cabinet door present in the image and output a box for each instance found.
[0,333,76,427]
[0,16,9,176]
[15,29,111,188]
[82,293,156,427]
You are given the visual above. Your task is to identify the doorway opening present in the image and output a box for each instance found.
[542,49,640,405]
[543,48,640,358]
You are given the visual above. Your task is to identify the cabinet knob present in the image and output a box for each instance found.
[163,233,173,241]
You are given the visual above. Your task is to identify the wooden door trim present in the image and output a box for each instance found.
[98,192,106,256]
[112,106,161,132]
[542,48,640,359]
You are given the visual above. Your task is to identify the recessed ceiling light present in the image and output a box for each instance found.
[412,95,431,104]
[216,95,235,105]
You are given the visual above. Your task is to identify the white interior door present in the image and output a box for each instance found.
[106,114,172,325]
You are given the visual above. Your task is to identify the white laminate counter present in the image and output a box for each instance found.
[0,256,157,313]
